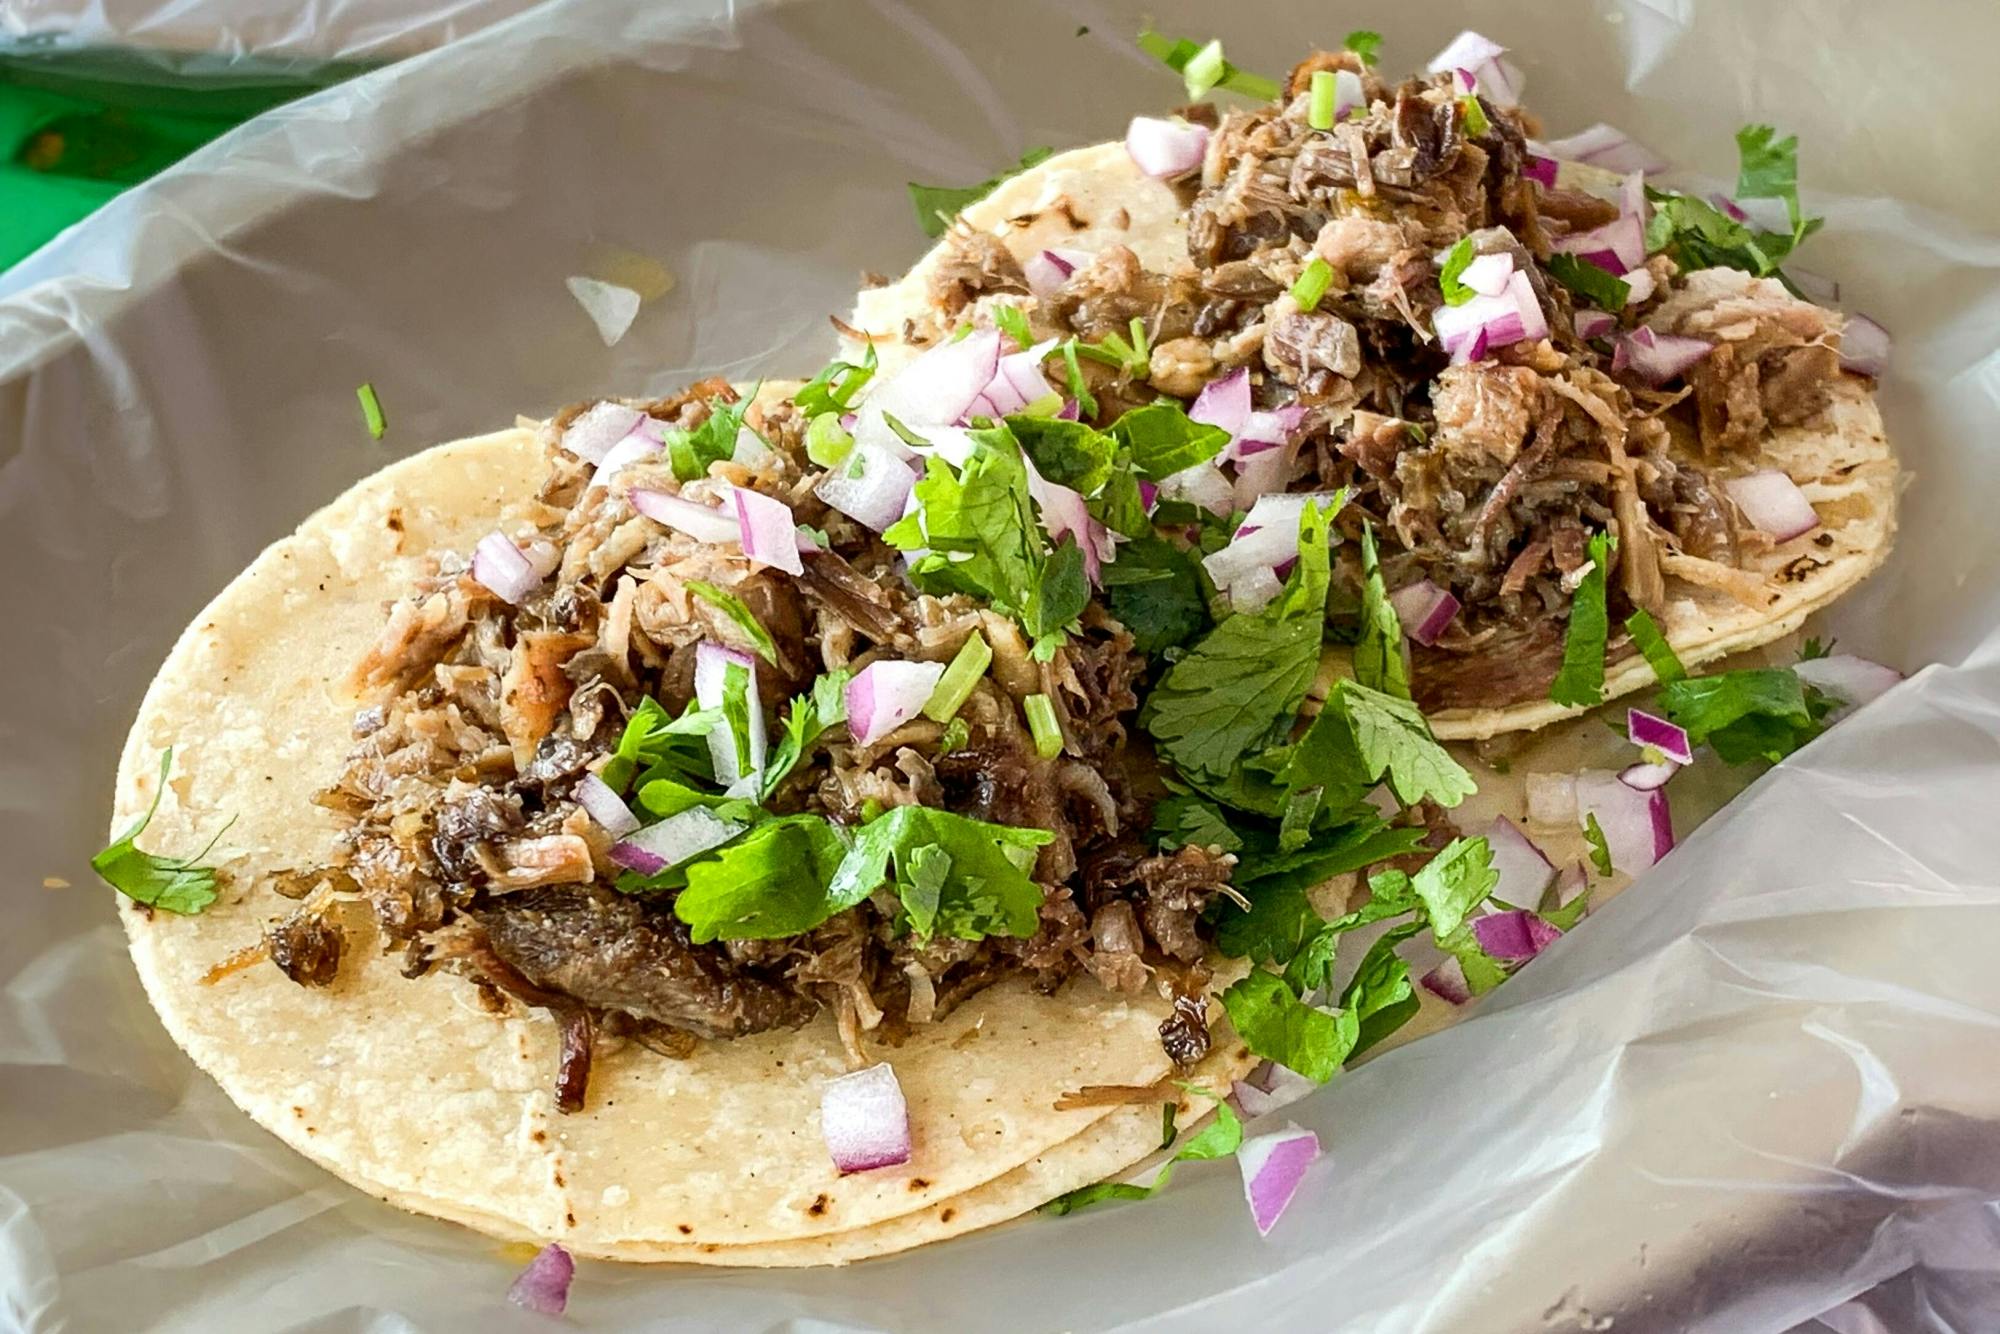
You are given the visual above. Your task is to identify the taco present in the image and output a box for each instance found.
[853,45,1896,740]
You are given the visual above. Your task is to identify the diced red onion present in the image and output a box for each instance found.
[1024,248,1092,298]
[821,1063,912,1174]
[1224,566,1284,614]
[506,1243,575,1316]
[1618,759,1679,791]
[1839,314,1891,377]
[1724,469,1819,542]
[1426,30,1521,108]
[1138,479,1159,511]
[1484,815,1556,907]
[1507,269,1549,342]
[1027,467,1114,585]
[1458,251,1514,297]
[471,532,542,605]
[1157,461,1233,516]
[1125,115,1208,178]
[855,330,1002,455]
[847,659,947,747]
[1620,170,1648,224]
[1711,193,1751,223]
[1575,770,1673,872]
[732,485,804,576]
[1471,908,1563,962]
[1387,579,1460,647]
[694,642,766,783]
[1238,491,1342,537]
[560,401,644,463]
[732,425,774,470]
[1231,438,1300,509]
[566,275,641,347]
[630,488,739,545]
[1554,861,1589,908]
[1056,399,1081,421]
[1331,68,1365,120]
[1550,214,1647,275]
[1525,772,1577,828]
[1203,525,1297,596]
[1233,1062,1318,1119]
[1573,309,1617,341]
[1789,267,1841,307]
[1237,1122,1320,1236]
[1613,326,1714,385]
[1538,123,1670,175]
[1190,368,1251,438]
[588,429,663,491]
[1794,654,1903,721]
[1226,405,1306,462]
[521,539,561,579]
[1627,709,1694,765]
[1421,957,1472,1005]
[1433,287,1531,363]
[609,805,745,876]
[815,443,916,533]
[575,772,640,838]
[1523,154,1558,188]
[977,339,1060,418]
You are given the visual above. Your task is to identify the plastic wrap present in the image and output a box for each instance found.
[4,1,2000,1329]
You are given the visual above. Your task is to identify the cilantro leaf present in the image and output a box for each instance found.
[1459,90,1490,138]
[1151,792,1244,854]
[908,147,1054,239]
[1332,680,1477,808]
[1057,339,1098,420]
[1624,609,1686,684]
[719,660,754,775]
[1437,237,1476,306]
[674,814,853,942]
[760,671,850,802]
[794,345,877,417]
[687,580,778,665]
[1436,920,1509,996]
[1101,534,1210,654]
[992,302,1034,351]
[1646,128,1823,290]
[1657,666,1832,764]
[1583,813,1615,876]
[1340,924,1423,1060]
[1343,30,1382,66]
[1735,124,1804,235]
[1043,1094,1242,1215]
[1222,969,1353,1083]
[662,394,751,482]
[1107,401,1230,480]
[1216,822,1426,965]
[1546,253,1631,313]
[828,806,1053,940]
[92,748,227,914]
[1024,535,1090,647]
[1353,524,1410,700]
[1008,416,1117,496]
[1799,636,1833,662]
[886,436,1040,613]
[1142,500,1334,783]
[600,696,722,793]
[1408,836,1498,940]
[1549,530,1614,708]
[1136,30,1280,101]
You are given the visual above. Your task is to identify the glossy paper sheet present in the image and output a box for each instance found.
[4,2,1999,1330]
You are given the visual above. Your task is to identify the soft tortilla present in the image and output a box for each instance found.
[848,144,1899,740]
[112,399,1251,1262]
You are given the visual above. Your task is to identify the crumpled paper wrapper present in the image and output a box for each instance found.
[4,1,1999,1329]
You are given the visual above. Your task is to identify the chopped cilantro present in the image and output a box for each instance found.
[884,430,1047,633]
[92,748,228,914]
[674,815,851,942]
[938,716,970,755]
[1437,237,1476,306]
[686,580,778,665]
[720,660,754,775]
[1137,30,1280,101]
[830,805,1053,940]
[1058,339,1098,420]
[1223,969,1352,1083]
[992,303,1034,350]
[1215,821,1426,965]
[1644,127,1822,289]
[1340,925,1422,1059]
[1326,680,1477,808]
[794,344,877,417]
[662,393,751,482]
[1141,500,1335,784]
[1290,256,1334,311]
[1625,609,1686,684]
[907,146,1054,239]
[1657,666,1833,764]
[1549,530,1615,708]
[1459,89,1490,138]
[601,696,722,793]
[1160,1101,1178,1150]
[1353,524,1409,700]
[805,412,854,468]
[1546,253,1631,313]
[1024,693,1064,759]
[1043,1092,1242,1215]
[923,633,992,723]
[1107,400,1230,480]
[1308,70,1337,131]
[1583,813,1614,876]
[1736,124,1809,239]
[1101,534,1209,654]
[1151,792,1245,854]
[1409,836,1498,940]
[1799,636,1833,662]
[1344,30,1382,66]
[355,383,386,440]
[759,671,850,802]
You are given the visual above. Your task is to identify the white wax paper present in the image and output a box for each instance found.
[4,2,1999,1330]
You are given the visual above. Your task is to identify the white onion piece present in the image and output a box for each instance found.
[1202,524,1299,592]
[854,329,1002,455]
[589,430,664,491]
[978,339,1060,417]
[694,642,766,784]
[1421,957,1472,1005]
[1553,862,1589,908]
[1472,909,1562,962]
[1458,251,1514,297]
[1227,405,1306,462]
[1789,267,1841,307]
[846,659,947,747]
[1539,123,1670,175]
[732,485,804,575]
[1237,1122,1320,1237]
[471,532,542,605]
[630,488,739,545]
[1622,266,1657,304]
[1484,815,1556,907]
[1125,115,1208,178]
[1627,709,1694,765]
[565,276,641,347]
[1575,770,1673,873]
[1618,759,1679,791]
[608,806,745,876]
[1426,30,1520,107]
[561,401,644,463]
[732,425,775,469]
[1332,67,1366,119]
[816,443,917,533]
[1724,469,1819,542]
[1839,314,1891,377]
[1387,579,1460,647]
[1613,327,1713,386]
[1525,772,1578,828]
[521,539,561,579]
[1224,565,1285,614]
[575,772,641,838]
[1573,309,1617,341]
[1157,460,1234,516]
[1794,654,1903,721]
[821,1063,912,1174]
[1432,277,1543,363]
[1239,490,1343,537]
[1550,213,1647,275]
[1190,367,1251,438]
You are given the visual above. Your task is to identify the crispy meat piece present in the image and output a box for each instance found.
[1158,992,1212,1068]
[267,907,343,987]
[1647,268,1842,454]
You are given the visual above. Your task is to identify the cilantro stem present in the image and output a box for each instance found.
[923,633,993,723]
[1308,70,1336,130]
[1290,257,1333,312]
[1024,693,1064,758]
[356,382,386,439]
